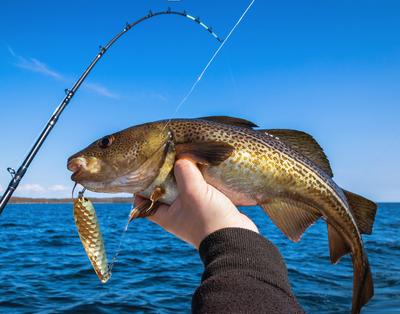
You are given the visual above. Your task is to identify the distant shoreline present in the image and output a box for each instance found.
[4,196,133,204]
[3,197,398,205]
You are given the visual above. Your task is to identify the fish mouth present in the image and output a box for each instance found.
[67,157,89,182]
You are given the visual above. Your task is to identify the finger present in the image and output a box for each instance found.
[145,198,185,235]
[133,194,148,207]
[146,195,184,224]
[146,202,170,224]
[133,194,170,225]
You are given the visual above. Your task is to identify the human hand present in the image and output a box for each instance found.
[134,158,259,249]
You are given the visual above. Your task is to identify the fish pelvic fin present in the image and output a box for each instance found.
[197,116,258,129]
[327,224,351,264]
[342,189,378,235]
[129,199,162,223]
[352,256,374,314]
[175,142,235,166]
[150,186,164,203]
[259,199,321,242]
[259,129,333,178]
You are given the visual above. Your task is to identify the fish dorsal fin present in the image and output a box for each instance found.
[259,129,333,178]
[198,116,258,129]
[342,189,378,235]
[175,141,235,166]
[327,223,351,264]
[259,199,321,242]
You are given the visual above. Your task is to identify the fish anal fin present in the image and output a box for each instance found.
[259,199,321,242]
[327,224,351,264]
[198,116,258,129]
[259,129,333,178]
[342,189,378,235]
[175,142,235,166]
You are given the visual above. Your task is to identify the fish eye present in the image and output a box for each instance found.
[98,135,115,148]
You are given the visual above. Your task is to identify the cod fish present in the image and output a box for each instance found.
[67,116,377,314]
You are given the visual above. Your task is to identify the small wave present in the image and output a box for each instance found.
[0,202,398,314]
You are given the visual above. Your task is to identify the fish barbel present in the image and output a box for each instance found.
[67,116,377,313]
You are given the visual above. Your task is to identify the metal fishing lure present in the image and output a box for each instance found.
[73,193,111,283]
[0,8,223,215]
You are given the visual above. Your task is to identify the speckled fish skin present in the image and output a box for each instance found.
[73,197,110,283]
[67,117,377,313]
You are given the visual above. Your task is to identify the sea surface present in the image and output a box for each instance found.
[0,202,399,313]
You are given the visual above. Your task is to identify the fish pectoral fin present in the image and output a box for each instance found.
[197,116,258,129]
[259,199,321,242]
[129,199,163,223]
[342,189,378,235]
[327,224,351,264]
[258,129,333,178]
[175,142,235,166]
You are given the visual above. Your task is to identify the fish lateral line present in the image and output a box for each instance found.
[67,115,377,313]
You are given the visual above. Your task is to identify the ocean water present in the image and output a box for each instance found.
[0,202,398,313]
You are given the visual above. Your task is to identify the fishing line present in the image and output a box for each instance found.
[0,8,224,215]
[106,193,138,273]
[104,194,139,276]
[162,0,256,131]
[126,194,137,232]
[224,49,241,106]
[90,194,136,279]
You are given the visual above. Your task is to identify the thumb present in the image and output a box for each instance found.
[174,158,208,202]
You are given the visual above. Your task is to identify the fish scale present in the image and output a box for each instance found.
[67,116,377,314]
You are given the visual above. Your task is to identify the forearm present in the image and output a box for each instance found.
[192,228,306,314]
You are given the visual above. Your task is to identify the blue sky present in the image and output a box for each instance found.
[1,0,399,202]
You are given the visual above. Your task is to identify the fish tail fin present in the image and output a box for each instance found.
[351,255,374,314]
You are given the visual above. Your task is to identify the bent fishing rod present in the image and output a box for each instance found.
[0,8,223,215]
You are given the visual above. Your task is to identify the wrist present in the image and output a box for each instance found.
[194,213,259,249]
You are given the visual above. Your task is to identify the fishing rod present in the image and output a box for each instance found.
[0,8,223,215]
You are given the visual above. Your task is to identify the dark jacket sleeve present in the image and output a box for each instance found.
[191,228,307,314]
